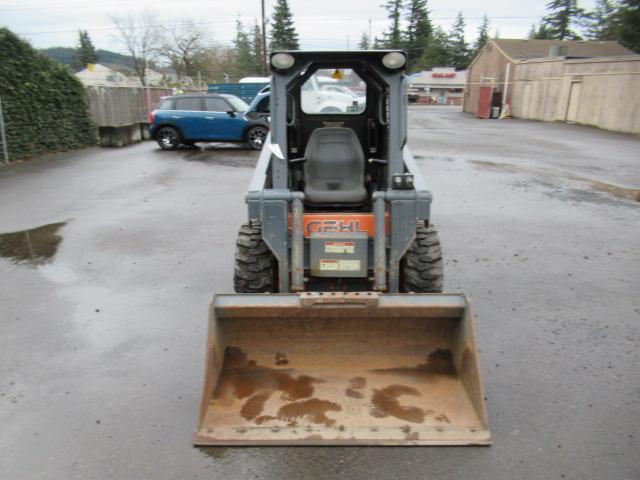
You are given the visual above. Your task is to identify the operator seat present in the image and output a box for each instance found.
[303,127,367,204]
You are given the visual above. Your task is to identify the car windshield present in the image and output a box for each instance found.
[224,96,250,112]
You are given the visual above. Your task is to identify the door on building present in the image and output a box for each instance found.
[477,86,493,119]
[566,81,582,123]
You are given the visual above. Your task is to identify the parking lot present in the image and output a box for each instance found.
[1,106,639,479]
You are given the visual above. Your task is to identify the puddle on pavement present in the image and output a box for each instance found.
[0,221,66,265]
[198,447,228,461]
[586,179,640,202]
[175,145,259,168]
[470,160,525,173]
[470,160,640,203]
[415,154,455,162]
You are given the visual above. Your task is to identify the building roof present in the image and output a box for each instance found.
[97,62,137,75]
[492,39,634,61]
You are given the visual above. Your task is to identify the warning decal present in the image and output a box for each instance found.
[324,241,355,254]
[319,259,361,271]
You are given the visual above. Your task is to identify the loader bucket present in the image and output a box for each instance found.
[194,292,491,445]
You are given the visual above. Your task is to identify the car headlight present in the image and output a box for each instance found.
[382,52,406,69]
[271,53,295,70]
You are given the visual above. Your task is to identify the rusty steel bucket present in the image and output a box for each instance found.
[194,292,491,445]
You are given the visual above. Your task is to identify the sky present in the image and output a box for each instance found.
[1,0,598,52]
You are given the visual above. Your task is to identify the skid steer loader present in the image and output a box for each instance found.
[195,51,491,445]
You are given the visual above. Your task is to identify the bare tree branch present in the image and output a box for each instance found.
[162,19,209,79]
[110,11,164,86]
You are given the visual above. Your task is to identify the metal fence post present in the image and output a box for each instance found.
[0,96,9,165]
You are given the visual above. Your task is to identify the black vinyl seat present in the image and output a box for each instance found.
[303,127,367,204]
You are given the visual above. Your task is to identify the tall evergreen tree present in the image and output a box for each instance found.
[585,0,617,39]
[531,23,554,38]
[234,20,256,77]
[474,14,490,56]
[72,30,98,71]
[615,0,640,52]
[270,0,299,50]
[448,11,471,69]
[382,0,403,48]
[358,31,370,50]
[542,0,587,40]
[404,0,432,69]
[251,20,265,74]
[419,26,451,68]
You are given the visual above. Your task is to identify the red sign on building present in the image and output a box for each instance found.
[433,72,456,78]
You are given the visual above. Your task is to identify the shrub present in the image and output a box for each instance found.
[0,28,96,160]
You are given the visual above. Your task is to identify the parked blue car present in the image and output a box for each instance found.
[149,92,270,150]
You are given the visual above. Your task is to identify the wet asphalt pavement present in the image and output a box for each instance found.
[1,107,639,479]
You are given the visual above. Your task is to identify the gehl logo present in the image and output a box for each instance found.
[306,219,361,234]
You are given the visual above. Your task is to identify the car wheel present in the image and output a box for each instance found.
[156,127,181,150]
[246,126,268,150]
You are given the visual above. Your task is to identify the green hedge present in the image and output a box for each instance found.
[0,28,96,160]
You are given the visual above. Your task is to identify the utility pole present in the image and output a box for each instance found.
[261,0,267,75]
[143,58,151,122]
[368,18,372,48]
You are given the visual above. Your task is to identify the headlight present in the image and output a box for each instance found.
[382,52,406,69]
[271,53,295,70]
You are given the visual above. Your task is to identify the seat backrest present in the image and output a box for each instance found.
[303,127,365,198]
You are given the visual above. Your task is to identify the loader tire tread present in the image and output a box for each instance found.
[234,222,277,293]
[401,224,444,293]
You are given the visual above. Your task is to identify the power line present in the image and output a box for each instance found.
[1,0,230,11]
[16,15,542,36]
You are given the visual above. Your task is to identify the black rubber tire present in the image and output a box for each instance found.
[246,126,268,150]
[156,127,182,150]
[400,224,444,293]
[234,222,277,293]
